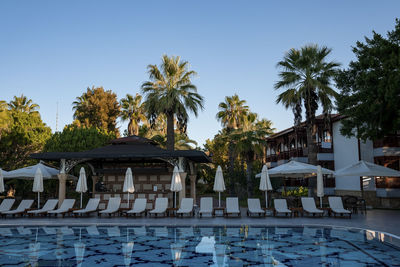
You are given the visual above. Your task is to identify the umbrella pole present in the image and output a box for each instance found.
[320,196,322,209]
[37,192,40,209]
[174,192,176,209]
[265,191,268,209]
[80,192,83,209]
[127,193,130,209]
[218,192,221,208]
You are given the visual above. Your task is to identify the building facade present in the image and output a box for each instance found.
[265,114,400,206]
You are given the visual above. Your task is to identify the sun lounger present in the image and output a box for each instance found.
[274,199,292,217]
[0,199,15,213]
[27,199,58,216]
[224,197,241,217]
[247,198,265,217]
[328,197,352,218]
[199,197,213,217]
[48,199,76,217]
[86,225,99,236]
[133,226,147,236]
[301,197,324,217]
[73,198,100,216]
[107,226,120,237]
[2,200,34,217]
[149,198,168,217]
[176,198,194,217]
[125,198,147,217]
[98,197,121,217]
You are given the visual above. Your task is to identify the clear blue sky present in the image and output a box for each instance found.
[1,1,399,146]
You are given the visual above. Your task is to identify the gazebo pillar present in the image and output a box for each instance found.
[189,174,196,202]
[92,175,98,197]
[179,172,187,204]
[57,173,67,208]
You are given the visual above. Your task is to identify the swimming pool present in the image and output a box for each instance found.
[0,225,399,266]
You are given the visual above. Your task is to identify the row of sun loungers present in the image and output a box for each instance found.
[0,196,352,218]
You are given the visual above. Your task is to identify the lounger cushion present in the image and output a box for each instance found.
[199,197,213,214]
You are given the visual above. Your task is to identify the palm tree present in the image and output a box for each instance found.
[230,120,274,197]
[141,55,204,151]
[151,133,198,150]
[120,93,147,136]
[8,95,39,114]
[216,94,250,194]
[275,45,340,165]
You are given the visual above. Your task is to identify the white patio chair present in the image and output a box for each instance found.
[301,197,324,217]
[99,197,121,217]
[27,199,58,215]
[328,197,352,218]
[247,198,265,217]
[2,200,34,217]
[149,198,168,217]
[274,199,292,217]
[73,198,100,216]
[0,199,15,213]
[48,199,76,217]
[126,198,147,217]
[199,197,213,217]
[176,198,194,217]
[225,197,241,217]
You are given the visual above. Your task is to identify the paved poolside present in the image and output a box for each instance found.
[1,209,399,236]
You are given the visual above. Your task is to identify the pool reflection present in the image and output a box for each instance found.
[0,226,399,266]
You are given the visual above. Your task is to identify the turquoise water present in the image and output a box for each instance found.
[0,225,399,266]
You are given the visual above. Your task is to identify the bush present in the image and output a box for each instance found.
[281,186,308,197]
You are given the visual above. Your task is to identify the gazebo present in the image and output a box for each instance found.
[31,135,211,209]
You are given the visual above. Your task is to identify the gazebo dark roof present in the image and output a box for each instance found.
[31,135,211,163]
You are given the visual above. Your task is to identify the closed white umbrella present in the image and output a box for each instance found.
[76,167,88,209]
[170,166,182,208]
[123,168,135,208]
[171,241,186,266]
[317,165,324,208]
[259,165,272,208]
[33,168,44,209]
[122,242,134,266]
[213,166,226,208]
[0,168,5,193]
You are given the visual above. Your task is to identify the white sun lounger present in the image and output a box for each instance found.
[99,197,121,217]
[301,197,324,217]
[28,199,58,216]
[247,198,265,217]
[48,199,76,217]
[199,197,213,217]
[274,199,292,217]
[0,199,15,213]
[225,197,241,217]
[2,200,34,217]
[328,197,352,218]
[176,198,194,217]
[126,198,147,217]
[149,198,168,217]
[73,198,100,216]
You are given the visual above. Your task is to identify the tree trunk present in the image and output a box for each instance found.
[166,113,175,151]
[246,153,254,198]
[306,117,318,196]
[128,120,134,136]
[228,141,235,196]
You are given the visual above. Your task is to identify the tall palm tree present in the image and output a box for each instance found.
[216,94,250,194]
[141,55,204,151]
[275,45,340,165]
[8,95,39,114]
[120,93,147,136]
[231,120,274,197]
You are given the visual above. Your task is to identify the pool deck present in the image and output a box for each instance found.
[1,209,399,236]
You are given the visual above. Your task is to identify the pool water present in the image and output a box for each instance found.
[0,225,399,266]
